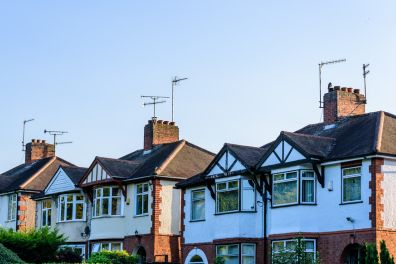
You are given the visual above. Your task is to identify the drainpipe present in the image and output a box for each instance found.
[15,192,19,231]
[263,188,268,263]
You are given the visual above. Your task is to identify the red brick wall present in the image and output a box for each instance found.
[17,193,36,231]
[323,88,365,123]
[25,139,55,164]
[144,120,179,150]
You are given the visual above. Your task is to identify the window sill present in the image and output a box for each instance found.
[271,203,317,209]
[133,214,149,218]
[339,201,363,205]
[189,219,205,223]
[215,210,257,215]
[57,220,87,223]
[92,215,125,219]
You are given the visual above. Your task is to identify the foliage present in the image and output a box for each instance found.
[56,247,83,263]
[86,250,138,264]
[365,243,379,264]
[272,237,320,264]
[0,243,26,264]
[380,240,395,264]
[214,256,225,264]
[0,227,66,263]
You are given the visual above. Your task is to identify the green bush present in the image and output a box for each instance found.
[272,237,320,264]
[56,247,83,263]
[0,243,26,264]
[365,243,379,264]
[0,227,66,263]
[214,256,225,264]
[380,240,395,264]
[87,250,138,264]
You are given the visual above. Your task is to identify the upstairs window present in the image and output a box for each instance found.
[7,194,17,221]
[59,194,85,222]
[301,171,315,204]
[273,171,298,206]
[41,199,52,226]
[93,187,122,217]
[342,167,362,203]
[135,183,149,216]
[273,170,316,207]
[191,189,205,221]
[216,180,239,213]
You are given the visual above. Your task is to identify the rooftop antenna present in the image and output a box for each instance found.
[22,118,35,151]
[43,129,72,151]
[363,63,370,103]
[171,76,188,122]
[141,95,169,120]
[318,58,346,108]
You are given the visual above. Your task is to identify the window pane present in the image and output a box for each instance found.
[67,195,73,202]
[143,194,148,214]
[343,177,361,202]
[304,241,315,251]
[102,198,109,215]
[48,208,51,226]
[143,184,149,192]
[137,195,143,215]
[192,190,205,200]
[61,201,65,220]
[228,181,238,189]
[286,172,298,179]
[76,203,83,219]
[228,245,239,255]
[137,184,143,194]
[218,190,239,212]
[95,199,100,216]
[274,174,284,181]
[242,245,255,255]
[66,203,73,220]
[217,182,226,191]
[302,171,315,178]
[302,180,315,203]
[192,199,205,220]
[111,243,121,251]
[272,242,284,252]
[273,181,297,205]
[76,195,84,201]
[242,256,255,264]
[286,241,297,250]
[101,243,109,251]
[343,167,361,176]
[112,188,120,196]
[103,188,110,197]
[112,197,121,215]
[223,256,238,264]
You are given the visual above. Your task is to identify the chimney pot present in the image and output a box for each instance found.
[347,88,353,93]
[25,139,55,164]
[144,120,179,150]
[163,121,169,125]
[334,86,341,91]
[170,122,175,126]
[354,89,360,94]
[341,87,347,92]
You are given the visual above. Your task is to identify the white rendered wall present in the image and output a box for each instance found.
[381,159,396,229]
[183,175,264,244]
[159,180,181,235]
[0,194,16,230]
[268,161,372,235]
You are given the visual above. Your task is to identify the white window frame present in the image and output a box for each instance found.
[216,180,240,213]
[92,186,124,218]
[272,171,299,207]
[342,166,362,204]
[7,194,17,221]
[92,242,123,253]
[41,199,52,226]
[272,239,316,261]
[135,183,149,216]
[216,244,240,263]
[241,243,256,264]
[58,194,86,222]
[191,188,205,221]
[300,170,316,204]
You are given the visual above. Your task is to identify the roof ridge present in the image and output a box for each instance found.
[225,142,263,150]
[375,111,385,152]
[20,157,57,189]
[155,140,186,175]
[184,140,216,156]
[282,131,336,140]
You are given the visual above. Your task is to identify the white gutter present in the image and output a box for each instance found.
[321,157,364,166]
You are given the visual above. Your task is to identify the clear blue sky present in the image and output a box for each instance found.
[1,1,395,171]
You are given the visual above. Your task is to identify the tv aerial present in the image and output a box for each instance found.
[363,63,370,103]
[171,76,188,122]
[44,129,72,151]
[141,95,169,120]
[22,118,35,152]
[318,58,346,108]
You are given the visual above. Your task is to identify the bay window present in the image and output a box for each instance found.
[272,170,316,207]
[41,199,52,226]
[59,194,85,222]
[135,183,149,216]
[216,244,256,264]
[216,179,256,213]
[342,166,362,203]
[7,194,17,221]
[191,189,205,221]
[93,187,122,217]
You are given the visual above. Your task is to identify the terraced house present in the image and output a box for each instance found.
[178,86,396,264]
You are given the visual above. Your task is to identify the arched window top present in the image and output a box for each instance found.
[185,248,208,264]
[190,255,204,263]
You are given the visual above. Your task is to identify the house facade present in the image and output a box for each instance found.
[77,119,214,263]
[178,87,396,264]
[0,140,73,231]
[33,165,88,257]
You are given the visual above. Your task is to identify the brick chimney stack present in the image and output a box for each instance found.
[25,139,55,164]
[144,119,179,150]
[323,86,366,123]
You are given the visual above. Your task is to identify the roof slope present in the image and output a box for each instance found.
[227,143,268,168]
[61,166,87,185]
[0,157,74,194]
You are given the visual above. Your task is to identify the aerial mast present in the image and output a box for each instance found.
[318,59,346,108]
[22,118,35,151]
[141,95,169,120]
[171,76,188,122]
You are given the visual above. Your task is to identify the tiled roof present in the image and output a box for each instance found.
[61,166,87,185]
